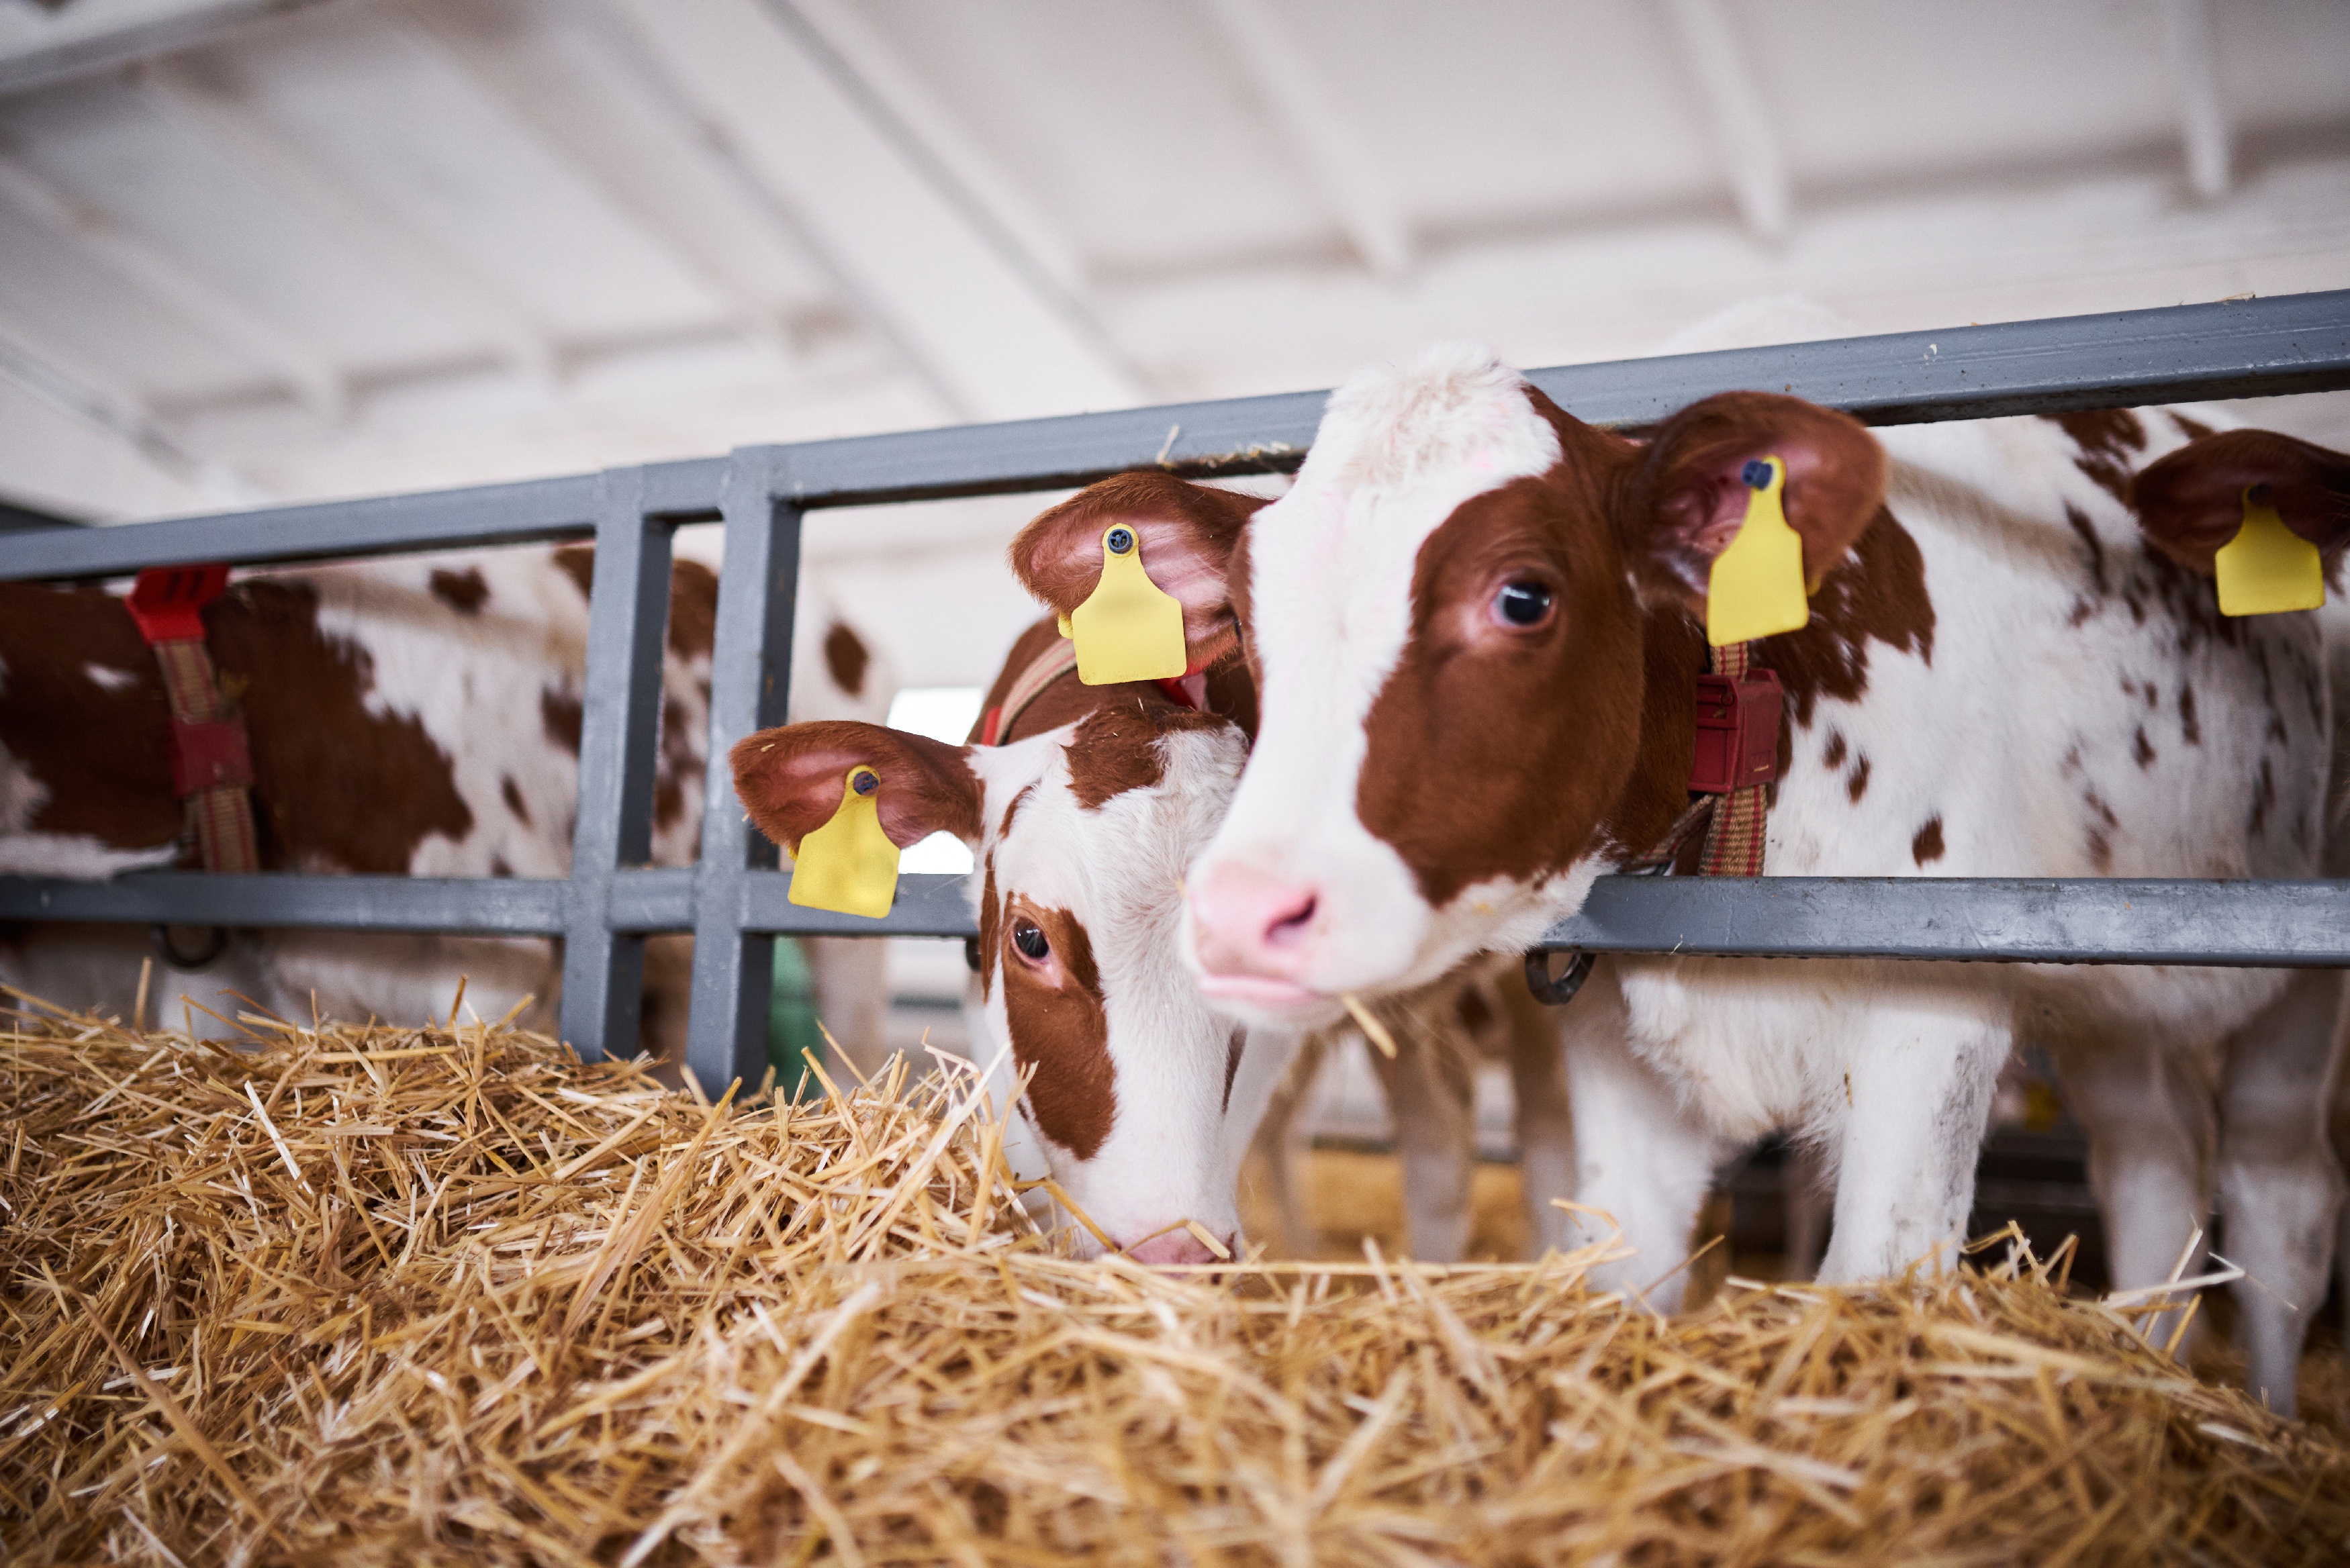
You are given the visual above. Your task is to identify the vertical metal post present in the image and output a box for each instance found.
[561,467,673,1061]
[686,451,801,1093]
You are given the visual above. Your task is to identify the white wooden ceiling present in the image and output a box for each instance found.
[1,0,2347,541]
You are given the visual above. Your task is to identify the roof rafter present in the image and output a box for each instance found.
[0,0,326,97]
[1663,0,1792,242]
[598,0,1140,424]
[0,153,347,418]
[140,58,563,389]
[2159,0,2230,199]
[1192,0,1411,281]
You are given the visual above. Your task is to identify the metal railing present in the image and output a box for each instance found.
[4,289,2348,1091]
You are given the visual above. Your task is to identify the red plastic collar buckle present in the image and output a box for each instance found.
[1689,669,1784,795]
[169,718,254,796]
[128,565,231,644]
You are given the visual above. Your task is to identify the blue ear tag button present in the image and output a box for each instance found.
[787,765,899,918]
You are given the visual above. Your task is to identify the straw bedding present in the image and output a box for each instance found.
[5,992,2349,1566]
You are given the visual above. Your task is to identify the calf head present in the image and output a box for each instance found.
[731,701,1250,1262]
[1014,344,1883,1027]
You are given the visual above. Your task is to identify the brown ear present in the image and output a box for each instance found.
[1008,472,1262,671]
[1622,391,1887,615]
[2131,428,2350,575]
[730,721,981,855]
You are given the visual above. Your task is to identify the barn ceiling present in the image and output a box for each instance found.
[1,0,2347,528]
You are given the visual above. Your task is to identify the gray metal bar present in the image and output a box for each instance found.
[9,293,2343,593]
[686,452,802,1092]
[0,471,609,582]
[741,870,976,937]
[0,874,567,933]
[558,469,672,1063]
[1535,877,2350,967]
[758,289,2350,509]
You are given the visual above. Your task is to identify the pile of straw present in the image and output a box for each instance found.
[5,992,2348,1565]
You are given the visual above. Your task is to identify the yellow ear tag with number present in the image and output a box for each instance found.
[2215,483,2324,617]
[1067,525,1187,684]
[786,767,898,918]
[1707,456,1809,646]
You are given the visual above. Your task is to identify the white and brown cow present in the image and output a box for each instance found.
[1012,342,2347,1406]
[0,543,894,1071]
[733,484,1273,1261]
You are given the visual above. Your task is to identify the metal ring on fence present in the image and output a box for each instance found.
[1524,948,1595,1006]
[153,924,231,971]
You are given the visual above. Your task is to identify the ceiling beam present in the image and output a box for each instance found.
[139,59,562,388]
[599,0,1141,424]
[0,0,328,98]
[1192,0,1411,281]
[391,0,796,368]
[0,324,264,507]
[783,0,1088,297]
[1662,0,1791,242]
[2159,0,2230,199]
[0,153,346,418]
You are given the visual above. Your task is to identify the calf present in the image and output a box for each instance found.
[733,477,1272,1264]
[1014,344,2346,1401]
[0,544,892,1070]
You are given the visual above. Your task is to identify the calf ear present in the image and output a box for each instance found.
[1008,472,1262,671]
[730,720,982,855]
[2130,429,2350,574]
[1620,391,1887,617]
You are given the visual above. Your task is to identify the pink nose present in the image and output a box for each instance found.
[1190,863,1319,980]
[1127,1229,1227,1266]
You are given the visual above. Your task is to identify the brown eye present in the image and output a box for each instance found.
[1493,581,1554,628]
[1013,922,1049,961]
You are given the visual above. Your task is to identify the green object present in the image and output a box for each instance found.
[768,936,826,1101]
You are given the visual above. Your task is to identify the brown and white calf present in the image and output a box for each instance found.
[1014,344,2348,1401]
[0,544,894,1067]
[733,477,1276,1263]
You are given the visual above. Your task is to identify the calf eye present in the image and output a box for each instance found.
[1012,922,1050,961]
[1492,581,1554,627]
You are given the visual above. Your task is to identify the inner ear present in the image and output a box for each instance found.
[730,720,980,854]
[2131,428,2350,575]
[1625,391,1887,615]
[1008,472,1261,671]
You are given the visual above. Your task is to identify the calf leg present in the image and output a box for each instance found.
[2215,969,2346,1415]
[1370,1016,1477,1263]
[1501,985,1578,1256]
[803,935,892,1082]
[1820,997,2007,1285]
[2051,1033,2216,1357]
[1562,965,1725,1309]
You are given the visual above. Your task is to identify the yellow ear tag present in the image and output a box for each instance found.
[1705,456,1810,646]
[1068,525,1187,684]
[2215,483,2324,616]
[786,767,898,919]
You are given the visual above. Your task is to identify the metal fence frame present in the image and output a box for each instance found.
[5,289,2349,1091]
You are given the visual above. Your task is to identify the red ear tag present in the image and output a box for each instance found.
[1689,669,1784,794]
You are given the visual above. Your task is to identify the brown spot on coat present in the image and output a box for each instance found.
[667,559,716,661]
[2062,504,2108,594]
[822,621,870,697]
[541,688,583,756]
[2179,683,2200,745]
[1820,731,1847,770]
[1911,816,1945,866]
[0,583,181,854]
[1065,701,1223,811]
[1846,756,1872,803]
[2132,727,2156,769]
[428,567,489,614]
[501,774,531,825]
[551,544,596,600]
[1000,900,1116,1159]
[1766,507,1937,727]
[1222,1029,1244,1114]
[2042,409,2146,506]
[978,851,1000,1001]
